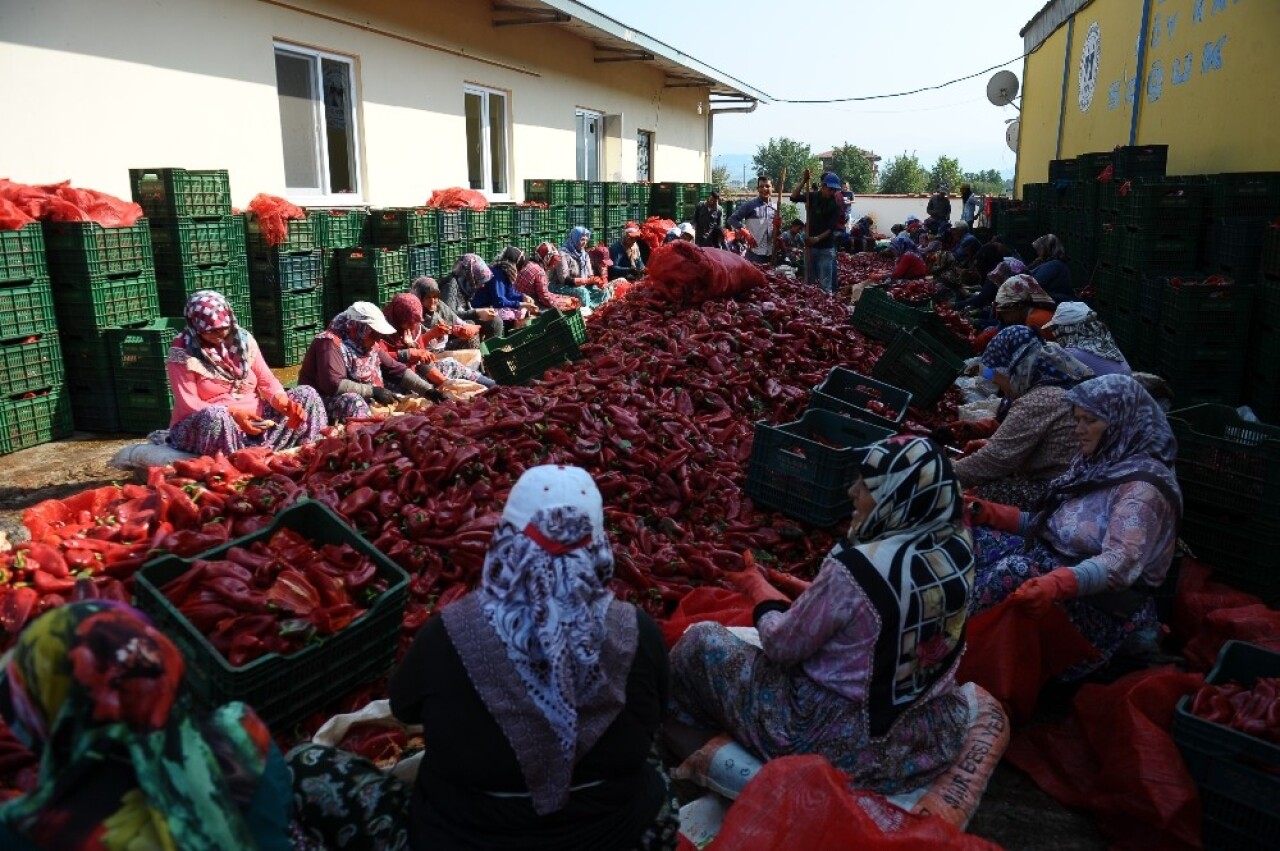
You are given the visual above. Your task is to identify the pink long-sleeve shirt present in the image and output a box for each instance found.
[166,335,285,427]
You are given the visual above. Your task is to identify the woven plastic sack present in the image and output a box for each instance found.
[1005,666,1204,851]
[645,241,765,305]
[707,755,999,850]
[659,586,754,648]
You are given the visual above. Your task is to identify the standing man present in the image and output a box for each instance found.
[693,189,725,248]
[790,170,847,292]
[728,175,778,265]
[926,184,952,235]
[960,183,980,226]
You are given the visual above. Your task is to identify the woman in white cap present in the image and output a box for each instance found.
[291,466,677,850]
[1042,302,1132,377]
[297,301,434,422]
[677,222,696,242]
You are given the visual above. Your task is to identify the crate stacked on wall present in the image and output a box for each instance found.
[129,168,248,328]
[335,246,409,326]
[244,212,322,368]
[44,210,161,436]
[0,224,68,453]
[104,318,187,434]
[646,182,685,220]
[367,207,435,313]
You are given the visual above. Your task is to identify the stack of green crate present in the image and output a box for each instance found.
[45,217,159,436]
[244,213,322,367]
[336,246,409,319]
[369,207,437,304]
[1155,275,1253,405]
[105,317,185,434]
[627,182,650,223]
[647,183,684,220]
[130,168,248,328]
[312,207,368,323]
[0,224,69,452]
[464,208,494,262]
[1246,276,1280,420]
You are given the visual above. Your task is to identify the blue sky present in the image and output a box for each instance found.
[586,0,1047,176]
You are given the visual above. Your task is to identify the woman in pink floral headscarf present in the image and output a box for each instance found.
[166,290,325,456]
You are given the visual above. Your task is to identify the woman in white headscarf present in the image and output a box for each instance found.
[1042,302,1132,377]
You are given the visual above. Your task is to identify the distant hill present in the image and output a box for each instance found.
[712,153,758,188]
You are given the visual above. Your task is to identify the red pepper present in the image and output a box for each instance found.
[308,603,360,634]
[31,570,76,595]
[22,543,69,578]
[265,569,320,615]
[337,487,377,518]
[0,587,38,641]
[305,563,350,608]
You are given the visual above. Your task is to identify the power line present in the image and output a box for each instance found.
[770,53,1030,104]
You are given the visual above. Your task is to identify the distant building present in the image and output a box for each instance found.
[816,148,882,182]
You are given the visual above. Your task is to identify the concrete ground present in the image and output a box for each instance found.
[0,434,1106,849]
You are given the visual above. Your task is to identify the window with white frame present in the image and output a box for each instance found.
[575,109,602,181]
[273,43,361,199]
[465,86,509,196]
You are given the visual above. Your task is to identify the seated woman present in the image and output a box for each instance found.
[0,601,292,851]
[290,465,676,850]
[383,292,495,389]
[953,325,1093,508]
[411,276,487,356]
[993,273,1058,333]
[609,224,649,280]
[1028,234,1074,303]
[951,221,983,263]
[967,374,1181,676]
[438,254,504,340]
[1042,301,1131,376]
[883,234,927,279]
[298,302,429,422]
[167,290,325,456]
[471,247,535,328]
[956,256,1024,313]
[849,215,876,253]
[518,244,581,312]
[549,227,611,312]
[670,438,975,794]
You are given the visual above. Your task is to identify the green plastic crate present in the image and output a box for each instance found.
[243,213,316,255]
[252,289,325,338]
[0,279,57,340]
[0,223,48,285]
[309,208,368,249]
[1161,279,1252,338]
[1167,404,1280,526]
[1112,145,1167,181]
[0,386,73,455]
[524,179,571,206]
[129,168,232,222]
[514,205,539,236]
[115,377,174,434]
[337,247,409,302]
[626,183,651,205]
[0,333,64,397]
[487,204,514,238]
[566,181,587,205]
[44,220,153,279]
[437,210,465,243]
[155,258,250,316]
[248,250,323,294]
[809,367,912,431]
[65,374,120,433]
[467,238,497,264]
[548,207,569,235]
[369,208,437,247]
[151,215,239,269]
[871,328,965,410]
[745,409,895,528]
[850,289,970,359]
[107,317,187,377]
[603,182,627,206]
[480,310,581,385]
[256,324,319,368]
[134,499,409,729]
[407,244,440,281]
[53,270,160,330]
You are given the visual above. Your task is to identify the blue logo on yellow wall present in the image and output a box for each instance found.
[1078,22,1101,112]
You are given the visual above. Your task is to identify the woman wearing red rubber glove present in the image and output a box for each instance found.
[966,374,1182,678]
[670,437,976,794]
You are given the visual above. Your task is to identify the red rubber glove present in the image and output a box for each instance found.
[725,568,789,607]
[269,392,306,430]
[966,498,1023,534]
[404,348,433,365]
[230,408,267,436]
[1008,567,1079,617]
[424,367,447,386]
[423,324,450,342]
[736,227,756,248]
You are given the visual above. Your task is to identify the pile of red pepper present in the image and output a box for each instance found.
[338,723,422,767]
[1,268,962,665]
[1190,678,1280,743]
[159,527,386,666]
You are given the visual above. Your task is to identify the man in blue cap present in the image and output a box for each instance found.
[789,169,848,292]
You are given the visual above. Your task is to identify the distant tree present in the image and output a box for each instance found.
[711,165,731,196]
[929,156,964,193]
[751,138,821,194]
[827,143,877,194]
[879,152,930,195]
[962,169,1006,196]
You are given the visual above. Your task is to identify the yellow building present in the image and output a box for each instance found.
[1014,0,1280,192]
[0,0,766,208]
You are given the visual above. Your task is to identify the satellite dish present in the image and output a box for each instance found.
[1005,119,1020,152]
[987,70,1020,107]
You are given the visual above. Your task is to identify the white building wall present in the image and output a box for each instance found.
[0,0,713,208]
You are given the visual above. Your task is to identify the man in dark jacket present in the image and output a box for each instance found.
[693,190,725,248]
[925,184,952,235]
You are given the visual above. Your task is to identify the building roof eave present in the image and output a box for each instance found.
[1020,0,1091,53]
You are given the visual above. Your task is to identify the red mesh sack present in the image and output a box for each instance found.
[640,216,676,252]
[660,586,753,648]
[248,193,308,248]
[708,755,999,850]
[645,241,765,305]
[51,184,143,226]
[426,188,490,210]
[0,197,35,230]
[956,599,1098,723]
[1005,666,1204,851]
